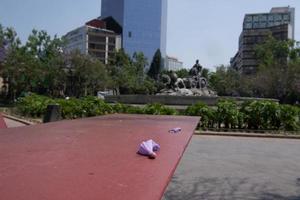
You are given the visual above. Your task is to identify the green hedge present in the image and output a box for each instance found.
[16,94,176,120]
[17,94,114,119]
[186,100,300,132]
[17,94,300,132]
[16,94,56,117]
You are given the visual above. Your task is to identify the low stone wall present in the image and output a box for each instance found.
[105,95,278,106]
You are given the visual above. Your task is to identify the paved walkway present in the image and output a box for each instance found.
[163,136,300,200]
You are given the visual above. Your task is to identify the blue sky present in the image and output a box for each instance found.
[0,0,299,70]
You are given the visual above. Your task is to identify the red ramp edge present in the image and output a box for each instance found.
[0,113,7,129]
[0,114,200,200]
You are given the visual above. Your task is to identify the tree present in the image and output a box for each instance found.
[202,68,209,79]
[147,49,162,80]
[253,36,300,103]
[0,26,24,100]
[25,29,66,96]
[255,35,296,68]
[0,24,3,42]
[175,68,189,78]
[0,28,67,99]
[108,49,132,92]
[66,51,110,97]
[0,24,5,66]
[132,52,147,84]
[208,65,240,96]
[108,50,156,94]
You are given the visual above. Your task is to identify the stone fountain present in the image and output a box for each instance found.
[157,60,217,97]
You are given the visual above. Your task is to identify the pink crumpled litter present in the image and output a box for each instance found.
[138,139,160,159]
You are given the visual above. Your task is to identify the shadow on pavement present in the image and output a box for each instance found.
[163,176,300,200]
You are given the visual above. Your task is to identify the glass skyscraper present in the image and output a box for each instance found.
[101,0,167,63]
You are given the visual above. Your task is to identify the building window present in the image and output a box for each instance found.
[275,14,282,21]
[128,31,132,38]
[108,37,115,44]
[244,36,254,44]
[245,16,252,22]
[268,21,274,27]
[89,51,106,59]
[89,35,106,43]
[108,45,115,51]
[283,14,289,21]
[259,22,267,28]
[245,23,252,29]
[274,21,281,26]
[89,43,96,49]
[253,16,259,22]
[253,22,259,28]
[96,44,106,50]
[259,15,267,21]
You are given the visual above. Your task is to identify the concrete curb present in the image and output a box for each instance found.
[195,130,300,140]
[2,114,36,125]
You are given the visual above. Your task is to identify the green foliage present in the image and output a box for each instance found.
[143,103,177,115]
[112,103,144,114]
[66,51,110,97]
[279,105,300,131]
[201,68,209,79]
[17,94,113,119]
[80,96,113,117]
[16,94,300,132]
[56,98,84,119]
[17,93,55,117]
[126,106,144,114]
[255,35,296,67]
[241,101,278,129]
[252,36,300,103]
[1,25,159,101]
[0,24,4,44]
[185,102,215,128]
[112,103,129,113]
[147,49,162,80]
[175,68,189,78]
[108,50,156,95]
[216,100,240,128]
[209,65,240,96]
[56,97,113,119]
[184,100,300,131]
[0,28,66,100]
[206,37,300,103]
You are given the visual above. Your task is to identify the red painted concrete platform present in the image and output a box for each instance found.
[0,113,7,129]
[0,114,199,200]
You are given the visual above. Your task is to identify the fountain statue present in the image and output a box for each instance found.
[157,60,217,96]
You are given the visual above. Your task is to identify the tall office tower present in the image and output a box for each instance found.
[101,0,124,27]
[101,0,168,64]
[231,7,295,74]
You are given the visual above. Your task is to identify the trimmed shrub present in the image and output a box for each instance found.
[241,101,281,130]
[112,103,144,114]
[185,102,215,128]
[143,103,177,115]
[17,94,55,117]
[126,106,144,114]
[216,100,240,129]
[56,98,83,119]
[280,105,300,131]
[80,96,113,117]
[16,93,300,132]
